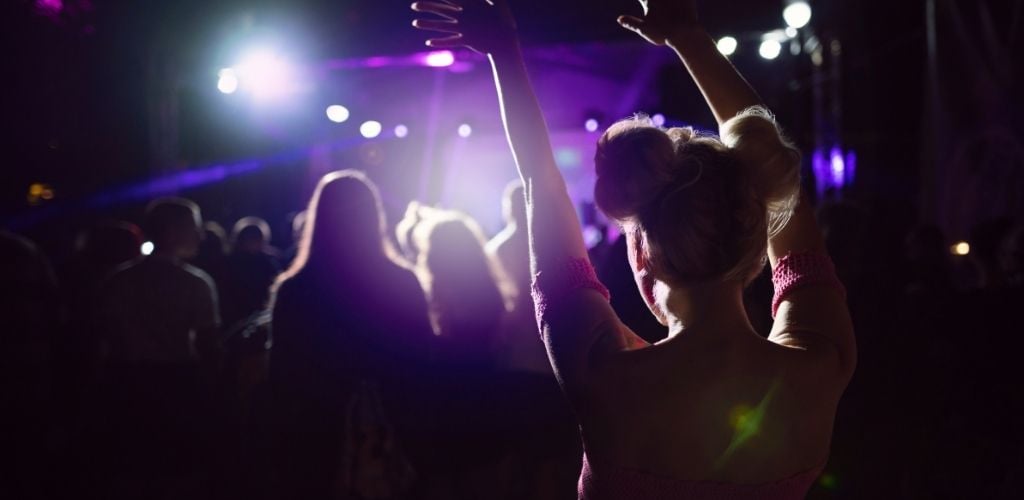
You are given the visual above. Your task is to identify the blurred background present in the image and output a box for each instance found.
[1,1,1023,499]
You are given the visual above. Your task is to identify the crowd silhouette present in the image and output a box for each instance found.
[3,1,1024,499]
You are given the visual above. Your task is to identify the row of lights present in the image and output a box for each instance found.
[325,103,472,139]
[715,1,812,60]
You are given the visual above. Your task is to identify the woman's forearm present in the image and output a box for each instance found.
[666,28,763,126]
[488,47,566,190]
[486,46,590,268]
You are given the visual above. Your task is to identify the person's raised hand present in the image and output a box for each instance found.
[617,0,700,46]
[411,0,518,56]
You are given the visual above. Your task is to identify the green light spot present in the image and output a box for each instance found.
[819,472,838,490]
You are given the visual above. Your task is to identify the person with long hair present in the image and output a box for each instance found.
[267,169,433,499]
[413,0,855,497]
[411,210,511,365]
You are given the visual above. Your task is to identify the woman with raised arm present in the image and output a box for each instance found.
[413,0,854,497]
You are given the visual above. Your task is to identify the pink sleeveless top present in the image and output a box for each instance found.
[579,454,823,500]
[532,253,841,499]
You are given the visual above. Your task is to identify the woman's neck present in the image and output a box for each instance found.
[657,280,757,340]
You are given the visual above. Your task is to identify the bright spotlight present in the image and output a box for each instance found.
[141,241,154,256]
[783,1,812,29]
[325,105,350,123]
[394,124,409,138]
[235,49,295,100]
[759,39,782,60]
[652,113,666,127]
[717,36,738,56]
[457,123,472,138]
[951,241,970,256]
[424,50,455,68]
[584,118,599,132]
[217,68,239,94]
[360,120,383,138]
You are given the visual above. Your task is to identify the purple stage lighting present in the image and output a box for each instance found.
[394,124,409,138]
[423,50,455,68]
[652,114,666,127]
[325,104,350,123]
[585,119,599,133]
[235,49,296,100]
[360,120,383,139]
[458,123,472,138]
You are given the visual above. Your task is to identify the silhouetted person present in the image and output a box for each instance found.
[904,224,953,296]
[191,221,229,284]
[0,231,59,500]
[93,197,221,499]
[221,217,280,332]
[970,217,1015,290]
[57,221,143,434]
[486,181,551,374]
[414,210,509,366]
[267,170,433,499]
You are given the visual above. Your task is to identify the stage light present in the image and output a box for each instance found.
[360,120,383,139]
[786,27,798,38]
[141,241,154,256]
[652,113,666,127]
[325,104,350,123]
[394,124,409,138]
[759,39,782,60]
[783,2,812,29]
[951,241,970,256]
[717,36,738,56]
[217,68,239,94]
[585,118,599,132]
[235,49,295,100]
[424,50,455,68]
[458,123,472,138]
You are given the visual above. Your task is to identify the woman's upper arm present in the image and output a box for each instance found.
[769,283,857,384]
[540,289,630,401]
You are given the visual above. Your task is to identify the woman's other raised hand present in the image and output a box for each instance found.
[617,0,700,46]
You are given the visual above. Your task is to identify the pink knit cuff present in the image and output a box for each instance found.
[531,257,611,332]
[771,251,846,318]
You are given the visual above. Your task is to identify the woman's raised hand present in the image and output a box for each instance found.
[411,0,518,56]
[617,0,700,46]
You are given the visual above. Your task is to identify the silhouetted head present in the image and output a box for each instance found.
[593,108,800,323]
[283,170,396,281]
[75,221,143,270]
[144,197,203,259]
[501,180,526,227]
[198,221,228,259]
[232,216,272,255]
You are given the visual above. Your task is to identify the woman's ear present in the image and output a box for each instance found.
[627,226,649,272]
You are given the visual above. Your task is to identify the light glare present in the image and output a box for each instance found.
[325,105,350,123]
[783,2,813,29]
[717,36,738,56]
[141,241,154,256]
[394,124,409,138]
[759,39,782,60]
[424,50,455,68]
[584,118,599,132]
[952,241,970,256]
[217,68,239,94]
[458,123,472,138]
[236,49,294,100]
[360,121,382,138]
[652,114,666,127]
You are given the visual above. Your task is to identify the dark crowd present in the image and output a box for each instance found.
[1,166,1021,499]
